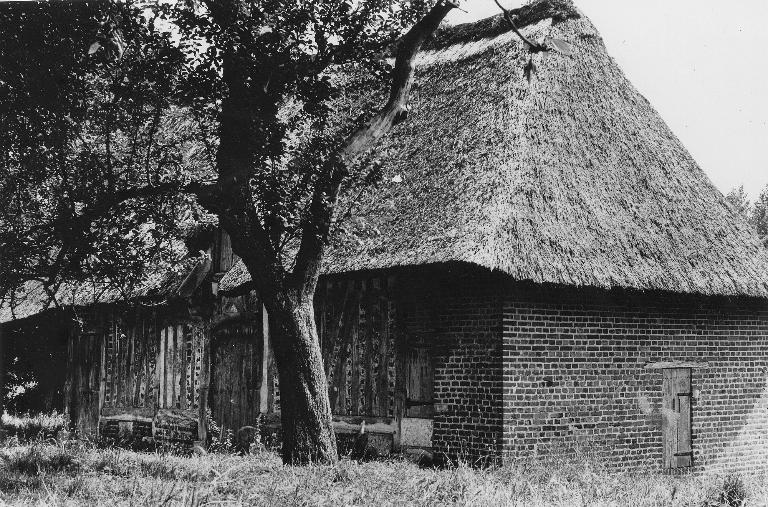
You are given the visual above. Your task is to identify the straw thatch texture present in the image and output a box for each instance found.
[220,0,768,297]
[0,256,210,324]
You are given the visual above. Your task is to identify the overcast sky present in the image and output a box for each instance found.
[448,0,768,200]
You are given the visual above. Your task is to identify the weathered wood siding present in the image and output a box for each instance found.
[316,277,397,419]
[66,312,102,436]
[156,323,206,411]
[210,321,263,432]
[102,311,157,413]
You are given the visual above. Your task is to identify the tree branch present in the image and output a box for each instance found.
[494,0,545,51]
[341,0,460,163]
[289,1,460,293]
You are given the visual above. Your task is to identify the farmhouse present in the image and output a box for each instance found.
[217,0,768,473]
[2,0,768,475]
[0,229,274,446]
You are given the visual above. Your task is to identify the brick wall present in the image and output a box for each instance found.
[396,269,504,464]
[502,284,768,474]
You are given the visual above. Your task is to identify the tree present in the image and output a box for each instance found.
[1,0,462,464]
[727,184,768,245]
[752,186,768,242]
[0,1,205,303]
[726,186,753,220]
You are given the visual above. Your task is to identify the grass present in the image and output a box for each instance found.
[0,440,763,506]
[1,412,67,442]
[0,413,763,506]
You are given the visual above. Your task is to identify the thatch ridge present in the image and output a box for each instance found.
[424,0,580,51]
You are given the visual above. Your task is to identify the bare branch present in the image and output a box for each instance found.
[289,1,460,293]
[341,0,460,163]
[493,0,545,51]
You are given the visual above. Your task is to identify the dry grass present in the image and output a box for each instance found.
[0,438,763,506]
[1,412,67,442]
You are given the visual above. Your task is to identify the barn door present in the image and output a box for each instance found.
[67,330,101,436]
[400,345,435,448]
[405,346,434,418]
[210,322,262,433]
[662,368,692,469]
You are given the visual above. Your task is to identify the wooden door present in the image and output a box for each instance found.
[67,331,101,436]
[405,346,434,418]
[210,322,262,432]
[662,368,692,469]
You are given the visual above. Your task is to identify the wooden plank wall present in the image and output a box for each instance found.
[157,322,206,411]
[210,320,263,432]
[102,311,157,411]
[317,276,396,418]
[65,310,102,436]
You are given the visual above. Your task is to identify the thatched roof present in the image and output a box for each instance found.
[0,256,211,324]
[220,0,768,298]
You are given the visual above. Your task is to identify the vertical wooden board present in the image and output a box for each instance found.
[674,369,692,468]
[132,324,141,407]
[180,325,189,410]
[176,324,184,408]
[125,324,134,408]
[166,326,175,409]
[158,327,166,409]
[328,281,357,414]
[661,369,676,469]
[98,326,106,420]
[405,347,434,418]
[378,283,390,417]
[198,325,210,442]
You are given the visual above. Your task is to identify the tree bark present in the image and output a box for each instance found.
[209,0,460,466]
[267,291,336,464]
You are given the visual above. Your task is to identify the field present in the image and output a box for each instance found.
[0,414,762,506]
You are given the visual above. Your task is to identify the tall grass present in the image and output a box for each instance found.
[1,411,67,442]
[0,414,764,505]
[0,439,763,506]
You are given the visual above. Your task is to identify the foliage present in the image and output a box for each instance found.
[0,0,459,463]
[726,184,768,241]
[0,1,209,302]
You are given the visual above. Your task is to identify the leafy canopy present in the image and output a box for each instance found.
[0,0,433,302]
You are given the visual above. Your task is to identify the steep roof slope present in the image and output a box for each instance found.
[0,256,211,324]
[220,0,768,298]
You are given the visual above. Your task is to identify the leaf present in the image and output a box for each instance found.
[546,38,574,56]
[88,42,101,55]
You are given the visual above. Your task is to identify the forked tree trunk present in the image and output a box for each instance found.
[268,293,337,464]
[210,0,460,466]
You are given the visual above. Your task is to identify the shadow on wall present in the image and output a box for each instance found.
[705,372,768,475]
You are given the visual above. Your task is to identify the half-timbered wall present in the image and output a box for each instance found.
[317,277,396,419]
[313,268,505,459]
[156,323,205,412]
[102,311,157,412]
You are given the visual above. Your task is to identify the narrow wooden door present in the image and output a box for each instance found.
[405,346,434,418]
[68,331,101,436]
[210,323,262,433]
[662,368,692,469]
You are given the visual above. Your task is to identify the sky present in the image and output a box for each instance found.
[448,0,768,200]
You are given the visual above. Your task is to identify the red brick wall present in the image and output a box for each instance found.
[395,269,504,465]
[502,284,768,474]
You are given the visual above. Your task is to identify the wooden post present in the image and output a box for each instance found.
[260,304,270,413]
[0,322,4,420]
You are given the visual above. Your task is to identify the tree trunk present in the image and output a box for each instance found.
[268,292,337,464]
